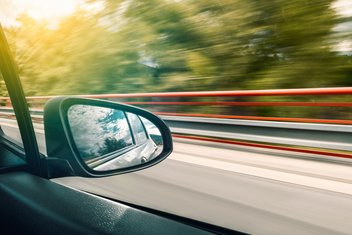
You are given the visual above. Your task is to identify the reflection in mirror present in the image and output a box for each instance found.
[140,117,163,147]
[68,105,163,171]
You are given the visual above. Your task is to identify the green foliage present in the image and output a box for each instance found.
[2,0,352,99]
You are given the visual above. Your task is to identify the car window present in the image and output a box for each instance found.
[140,116,163,146]
[126,112,148,144]
[0,74,23,148]
[1,1,352,234]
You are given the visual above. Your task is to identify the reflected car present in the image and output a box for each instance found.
[67,105,161,171]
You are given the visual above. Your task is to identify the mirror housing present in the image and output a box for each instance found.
[43,97,173,178]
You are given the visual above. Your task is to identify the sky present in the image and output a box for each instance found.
[0,0,103,28]
[331,0,352,54]
[332,0,352,17]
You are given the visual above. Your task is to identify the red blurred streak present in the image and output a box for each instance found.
[0,87,350,124]
[157,112,352,125]
[126,101,352,107]
[172,134,352,159]
[0,87,351,100]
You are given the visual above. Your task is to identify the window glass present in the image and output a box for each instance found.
[140,117,163,146]
[68,105,133,158]
[2,1,352,234]
[126,112,148,144]
[0,74,23,148]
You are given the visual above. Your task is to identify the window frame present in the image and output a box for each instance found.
[126,112,149,145]
[0,24,44,176]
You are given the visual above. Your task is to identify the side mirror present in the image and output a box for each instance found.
[43,97,173,178]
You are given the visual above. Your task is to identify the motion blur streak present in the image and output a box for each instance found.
[54,139,352,235]
[1,0,352,234]
[1,120,352,234]
[1,1,352,96]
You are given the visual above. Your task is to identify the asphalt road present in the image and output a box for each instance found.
[54,139,352,235]
[2,120,352,234]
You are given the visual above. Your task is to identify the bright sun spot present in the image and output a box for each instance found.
[332,0,352,17]
[0,0,99,28]
[19,0,80,21]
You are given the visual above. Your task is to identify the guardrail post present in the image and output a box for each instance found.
[5,98,11,107]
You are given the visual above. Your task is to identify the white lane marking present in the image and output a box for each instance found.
[170,153,352,195]
[2,119,351,194]
[172,141,352,182]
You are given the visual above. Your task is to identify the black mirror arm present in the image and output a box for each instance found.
[43,158,75,178]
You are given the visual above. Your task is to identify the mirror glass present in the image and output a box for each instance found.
[67,105,163,171]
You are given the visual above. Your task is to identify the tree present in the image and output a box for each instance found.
[3,0,351,96]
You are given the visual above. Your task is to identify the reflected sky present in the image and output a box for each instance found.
[140,117,161,136]
[68,105,132,158]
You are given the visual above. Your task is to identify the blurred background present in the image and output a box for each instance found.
[1,3,352,233]
[0,0,352,119]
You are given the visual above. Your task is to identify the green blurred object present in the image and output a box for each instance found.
[1,0,351,118]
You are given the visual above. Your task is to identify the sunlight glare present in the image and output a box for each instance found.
[332,0,352,17]
[19,0,80,21]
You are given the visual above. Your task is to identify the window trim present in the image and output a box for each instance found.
[0,24,44,176]
[126,112,149,145]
